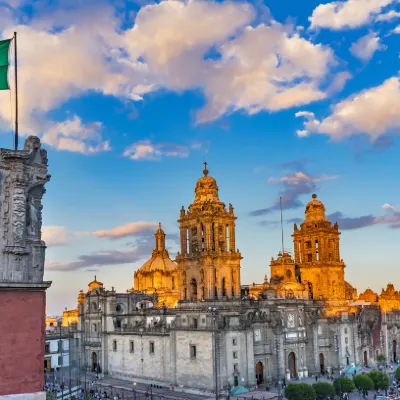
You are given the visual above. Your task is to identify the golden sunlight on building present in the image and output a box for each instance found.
[133,223,178,307]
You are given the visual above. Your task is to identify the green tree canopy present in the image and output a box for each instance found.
[377,354,386,365]
[333,377,355,394]
[353,374,374,392]
[396,366,400,381]
[312,382,335,399]
[284,383,316,400]
[368,370,389,391]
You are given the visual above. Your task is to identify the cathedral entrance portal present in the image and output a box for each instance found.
[288,352,297,379]
[394,340,397,362]
[319,353,325,374]
[92,352,97,372]
[256,361,264,384]
[363,351,368,366]
[190,278,197,300]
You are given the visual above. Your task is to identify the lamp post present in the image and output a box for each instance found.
[139,327,144,376]
[58,317,64,400]
[208,306,218,400]
[275,334,282,400]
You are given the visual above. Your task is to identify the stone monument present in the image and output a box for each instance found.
[0,136,51,399]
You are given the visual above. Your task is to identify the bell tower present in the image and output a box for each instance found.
[292,194,346,300]
[176,163,242,301]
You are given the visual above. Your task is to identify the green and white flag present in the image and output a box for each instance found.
[0,38,12,90]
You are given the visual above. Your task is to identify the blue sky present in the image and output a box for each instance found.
[0,0,399,314]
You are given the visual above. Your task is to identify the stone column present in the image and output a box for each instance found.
[0,137,51,400]
[229,223,235,252]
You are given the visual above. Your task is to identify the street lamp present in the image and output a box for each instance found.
[208,306,218,400]
[139,327,144,376]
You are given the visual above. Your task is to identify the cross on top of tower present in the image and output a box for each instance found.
[203,161,208,176]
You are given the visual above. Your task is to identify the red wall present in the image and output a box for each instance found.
[0,291,46,395]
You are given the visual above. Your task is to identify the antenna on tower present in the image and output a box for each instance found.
[280,197,285,256]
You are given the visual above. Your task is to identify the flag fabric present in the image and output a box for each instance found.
[0,39,12,90]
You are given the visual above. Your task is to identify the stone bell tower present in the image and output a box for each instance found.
[176,163,242,301]
[0,136,51,398]
[292,194,346,300]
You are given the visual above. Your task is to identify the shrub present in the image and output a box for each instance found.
[368,370,389,391]
[395,366,400,381]
[284,383,316,400]
[333,377,355,394]
[312,381,335,399]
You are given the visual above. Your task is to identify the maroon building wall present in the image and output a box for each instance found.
[0,291,46,395]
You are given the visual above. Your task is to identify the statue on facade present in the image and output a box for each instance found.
[26,195,39,238]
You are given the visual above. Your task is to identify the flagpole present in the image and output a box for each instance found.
[14,31,18,151]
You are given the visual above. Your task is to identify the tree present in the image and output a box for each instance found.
[396,366,400,381]
[333,377,355,395]
[284,383,316,400]
[353,374,374,396]
[377,354,386,366]
[312,382,335,399]
[368,370,389,392]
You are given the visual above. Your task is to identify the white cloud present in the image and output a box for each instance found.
[268,171,338,184]
[376,10,400,21]
[309,0,395,30]
[350,33,385,61]
[393,25,400,33]
[92,221,158,239]
[382,203,398,212]
[295,76,400,140]
[41,226,69,246]
[123,139,191,161]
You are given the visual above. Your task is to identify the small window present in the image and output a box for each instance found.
[344,327,348,334]
[234,364,238,371]
[149,341,155,354]
[345,337,348,344]
[190,345,197,359]
[233,351,238,359]
[45,344,50,353]
[92,323,97,332]
[130,341,134,353]
[116,320,121,328]
[113,340,117,351]
[49,322,54,327]
[232,338,237,346]
[193,318,198,329]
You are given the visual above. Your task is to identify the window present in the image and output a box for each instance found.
[193,318,198,329]
[149,342,155,354]
[172,276,175,290]
[190,345,197,359]
[130,341,134,353]
[234,364,238,371]
[344,327,348,334]
[307,254,312,262]
[45,344,50,353]
[232,338,237,346]
[306,241,312,249]
[92,323,97,332]
[116,320,121,328]
[113,340,117,351]
[345,337,348,344]
[50,322,54,327]
[233,351,238,359]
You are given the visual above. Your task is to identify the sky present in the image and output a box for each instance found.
[0,0,399,315]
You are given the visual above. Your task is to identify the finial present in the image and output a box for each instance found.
[312,194,317,199]
[203,161,208,176]
[158,222,161,229]
[94,275,97,281]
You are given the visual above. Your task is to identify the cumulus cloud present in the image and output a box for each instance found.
[393,25,400,33]
[295,76,400,140]
[249,170,337,216]
[92,221,158,239]
[41,226,69,246]
[123,140,191,161]
[376,10,400,21]
[350,32,385,61]
[309,0,395,30]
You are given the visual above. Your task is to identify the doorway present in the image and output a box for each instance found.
[92,351,97,372]
[234,376,239,387]
[363,350,368,366]
[288,352,297,379]
[256,361,264,384]
[319,353,325,374]
[394,340,397,362]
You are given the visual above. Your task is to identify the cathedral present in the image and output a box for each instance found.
[70,164,400,391]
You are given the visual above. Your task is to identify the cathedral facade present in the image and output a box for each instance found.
[71,165,400,392]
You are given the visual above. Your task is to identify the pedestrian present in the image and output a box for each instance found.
[315,375,318,382]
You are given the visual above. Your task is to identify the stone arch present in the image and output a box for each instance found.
[190,278,197,300]
[92,351,97,372]
[319,353,325,374]
[393,340,397,362]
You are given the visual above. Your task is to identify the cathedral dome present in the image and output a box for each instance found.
[137,223,177,274]
[88,276,103,292]
[304,194,326,222]
[194,162,220,203]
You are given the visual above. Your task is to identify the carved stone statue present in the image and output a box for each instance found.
[26,196,39,238]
